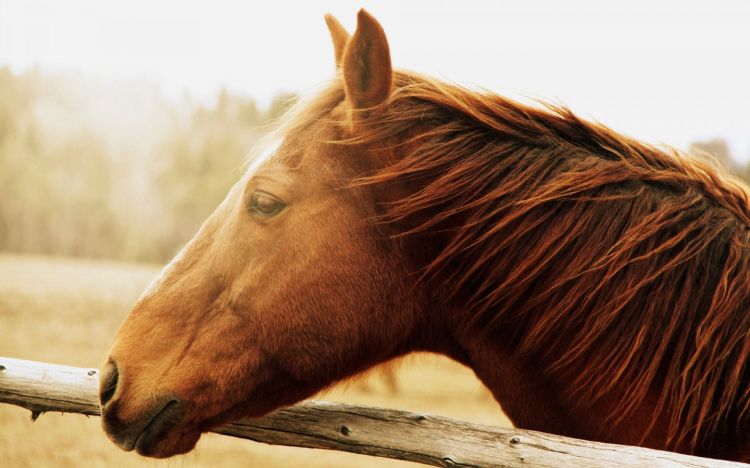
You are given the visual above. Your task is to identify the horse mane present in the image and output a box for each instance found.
[287,70,750,452]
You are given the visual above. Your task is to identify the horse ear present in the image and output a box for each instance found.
[341,9,392,110]
[324,14,350,68]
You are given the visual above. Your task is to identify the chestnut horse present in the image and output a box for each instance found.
[99,10,750,462]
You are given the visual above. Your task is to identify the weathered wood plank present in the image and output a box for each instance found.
[0,356,747,467]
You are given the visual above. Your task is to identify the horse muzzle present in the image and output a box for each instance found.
[99,359,188,456]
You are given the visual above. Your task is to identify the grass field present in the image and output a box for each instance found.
[0,253,511,467]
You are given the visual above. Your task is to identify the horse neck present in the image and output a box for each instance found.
[432,300,678,449]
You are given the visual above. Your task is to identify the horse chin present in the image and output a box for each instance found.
[133,427,201,459]
[125,401,241,458]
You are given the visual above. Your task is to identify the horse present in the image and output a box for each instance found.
[98,10,750,462]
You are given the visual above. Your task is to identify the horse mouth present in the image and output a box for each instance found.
[131,400,187,456]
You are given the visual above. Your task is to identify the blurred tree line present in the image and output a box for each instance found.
[0,66,747,264]
[0,66,295,263]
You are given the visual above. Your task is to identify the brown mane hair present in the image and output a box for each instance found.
[291,70,750,452]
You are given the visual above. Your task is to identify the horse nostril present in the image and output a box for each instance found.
[99,360,119,407]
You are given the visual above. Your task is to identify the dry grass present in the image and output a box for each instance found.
[0,253,510,467]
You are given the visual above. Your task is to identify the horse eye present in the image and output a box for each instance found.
[249,191,286,217]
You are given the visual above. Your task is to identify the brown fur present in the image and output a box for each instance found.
[100,10,750,462]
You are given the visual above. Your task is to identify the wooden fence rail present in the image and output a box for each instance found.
[0,356,747,468]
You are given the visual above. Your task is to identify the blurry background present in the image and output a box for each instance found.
[0,0,748,466]
[0,0,749,262]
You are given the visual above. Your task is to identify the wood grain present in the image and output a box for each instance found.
[0,356,747,467]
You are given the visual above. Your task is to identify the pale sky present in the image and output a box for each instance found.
[1,0,749,160]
